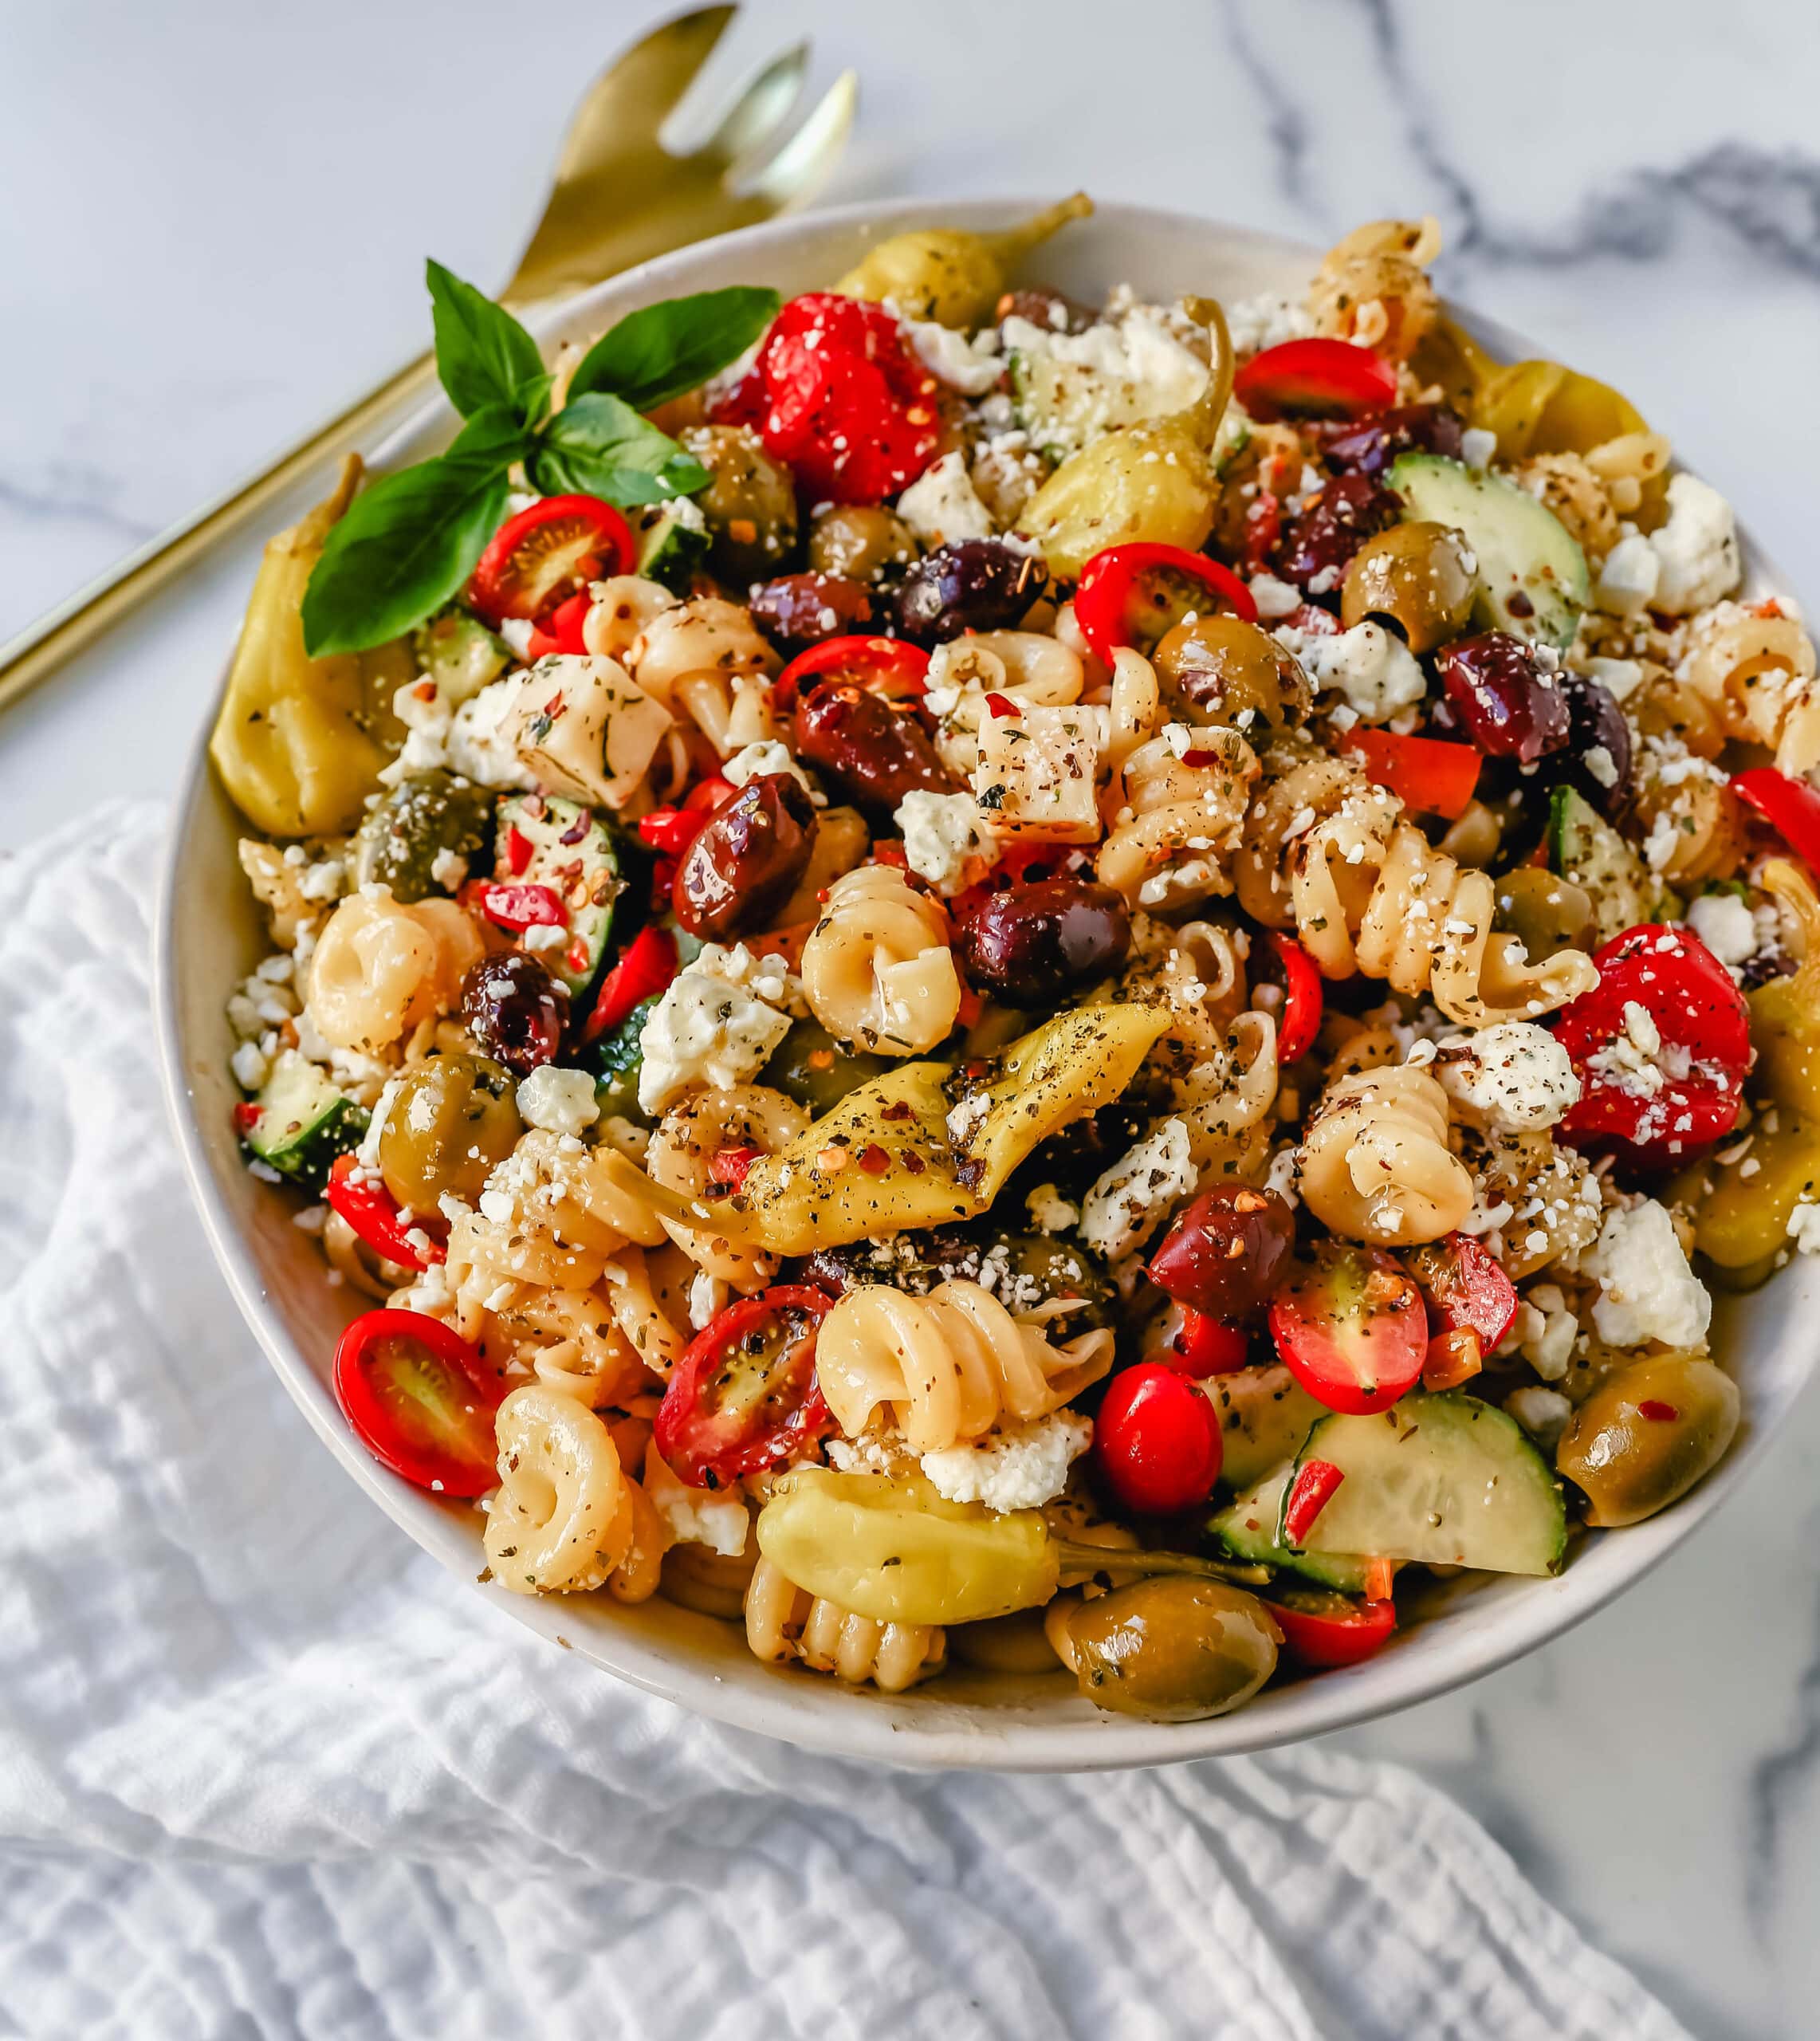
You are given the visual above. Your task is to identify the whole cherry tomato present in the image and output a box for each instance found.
[332,1307,504,1496]
[656,1285,835,1488]
[1094,1363,1224,1515]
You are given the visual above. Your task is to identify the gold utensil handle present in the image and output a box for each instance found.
[0,348,439,717]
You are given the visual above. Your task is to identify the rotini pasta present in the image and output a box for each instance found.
[1676,600,1820,777]
[800,864,961,1054]
[485,1386,665,1597]
[1299,1064,1474,1246]
[745,1555,946,1692]
[1308,215,1441,360]
[1097,725,1259,910]
[646,1084,807,1288]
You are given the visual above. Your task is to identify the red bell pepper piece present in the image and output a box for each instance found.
[526,588,594,661]
[1342,727,1481,820]
[1266,932,1325,1063]
[1282,1458,1346,1546]
[1732,766,1820,869]
[584,925,679,1040]
[468,881,568,932]
[325,1154,447,1271]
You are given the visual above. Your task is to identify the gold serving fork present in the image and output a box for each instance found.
[0,6,855,717]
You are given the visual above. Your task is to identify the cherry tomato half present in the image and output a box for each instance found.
[1268,1246,1428,1416]
[1406,1233,1519,1349]
[584,924,679,1040]
[1232,338,1399,423]
[775,634,930,714]
[325,1154,446,1271]
[1266,932,1324,1063]
[1072,543,1258,664]
[469,495,635,625]
[656,1285,835,1488]
[1341,727,1481,820]
[1553,923,1751,1170]
[1094,1362,1224,1515]
[1268,1586,1397,1669]
[1733,766,1820,870]
[332,1307,505,1496]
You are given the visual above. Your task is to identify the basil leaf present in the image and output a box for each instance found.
[301,454,512,657]
[532,393,710,507]
[566,286,779,411]
[427,259,545,423]
[444,401,534,473]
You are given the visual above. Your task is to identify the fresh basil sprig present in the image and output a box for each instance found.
[301,265,779,657]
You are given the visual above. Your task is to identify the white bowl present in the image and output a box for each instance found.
[157,198,1818,1770]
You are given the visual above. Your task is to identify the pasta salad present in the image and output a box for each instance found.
[210,198,1819,1724]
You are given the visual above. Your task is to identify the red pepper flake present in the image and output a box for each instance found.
[233,1101,263,1132]
[504,825,535,876]
[900,1150,926,1174]
[1182,748,1225,769]
[879,1100,914,1123]
[858,1144,891,1176]
[564,941,590,975]
[984,692,1020,719]
[1637,1399,1680,1422]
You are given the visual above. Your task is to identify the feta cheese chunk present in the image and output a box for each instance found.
[642,1441,749,1555]
[1079,1116,1195,1258]
[901,315,1004,395]
[447,674,537,790]
[1586,1200,1711,1351]
[1685,891,1758,969]
[920,1410,1093,1513]
[973,701,1108,844]
[515,1064,599,1138]
[724,738,816,797]
[1460,427,1498,470]
[1026,1183,1080,1235]
[1433,1022,1582,1134]
[1224,290,1315,356]
[895,788,999,895]
[1500,1282,1580,1381]
[897,451,995,547]
[1275,619,1425,723]
[1505,1386,1574,1452]
[1787,1202,1820,1256]
[1594,531,1661,617]
[636,945,793,1115]
[1247,572,1303,619]
[1647,474,1741,615]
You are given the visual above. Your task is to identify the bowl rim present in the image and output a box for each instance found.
[155,193,1812,1771]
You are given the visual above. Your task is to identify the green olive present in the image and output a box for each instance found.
[1064,1578,1281,1721]
[1492,867,1594,962]
[948,1607,1063,1674]
[1152,614,1312,733]
[761,1019,892,1115]
[680,425,799,584]
[377,1053,524,1210]
[352,771,493,903]
[1341,521,1477,653]
[1000,1234,1117,1330]
[808,504,920,583]
[1555,1354,1740,1528]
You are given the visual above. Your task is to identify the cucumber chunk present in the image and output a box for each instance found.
[243,1048,369,1190]
[586,993,659,1128]
[634,501,710,594]
[495,794,624,1000]
[1283,1391,1566,1576]
[1548,784,1654,942]
[1388,453,1589,650]
[1205,1363,1331,1493]
[1212,1465,1372,1593]
[415,606,510,705]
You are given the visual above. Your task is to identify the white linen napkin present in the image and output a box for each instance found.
[0,801,1690,2041]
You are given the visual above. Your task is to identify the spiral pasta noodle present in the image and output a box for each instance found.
[800,864,961,1055]
[1097,726,1259,910]
[1476,1130,1604,1280]
[1677,600,1820,777]
[1177,1010,1280,1177]
[646,1084,808,1288]
[1235,744,1363,929]
[1299,1064,1474,1247]
[1308,215,1441,360]
[817,1279,1115,1453]
[744,1555,946,1692]
[485,1386,666,1597]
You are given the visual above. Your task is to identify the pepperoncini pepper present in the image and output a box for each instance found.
[834,193,1093,328]
[1749,859,1820,1119]
[1673,1112,1820,1288]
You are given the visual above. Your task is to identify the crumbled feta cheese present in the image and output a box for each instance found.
[723,738,816,796]
[1247,572,1303,619]
[447,674,537,789]
[378,676,456,786]
[920,1410,1093,1513]
[1787,1202,1820,1255]
[1584,1001,1688,1099]
[1686,891,1758,969]
[1647,474,1741,615]
[945,1091,991,1149]
[515,1064,599,1138]
[642,1441,749,1555]
[428,847,469,891]
[897,450,996,546]
[1275,620,1425,723]
[688,1269,729,1331]
[895,788,999,895]
[636,947,793,1115]
[825,1432,914,1477]
[900,314,1004,395]
[1583,745,1618,790]
[1001,307,1209,456]
[1079,1116,1195,1258]
[1460,427,1498,469]
[1224,291,1315,356]
[1500,1282,1580,1381]
[230,1040,269,1092]
[1433,1022,1582,1134]
[1025,1183,1080,1234]
[1594,531,1661,617]
[1584,655,1644,702]
[522,922,569,953]
[1586,1200,1711,1350]
[1505,1385,1573,1452]
[297,857,347,903]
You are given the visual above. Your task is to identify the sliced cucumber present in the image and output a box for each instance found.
[1388,452,1589,650]
[1212,1465,1372,1594]
[586,993,659,1128]
[634,501,710,594]
[1205,1364,1331,1493]
[1005,312,1208,461]
[494,794,624,1000]
[243,1048,369,1190]
[415,606,510,705]
[1549,785,1654,942]
[1283,1392,1566,1576]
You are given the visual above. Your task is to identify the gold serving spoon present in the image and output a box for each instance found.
[0,6,855,718]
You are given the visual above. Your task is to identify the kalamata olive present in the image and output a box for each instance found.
[1492,867,1593,962]
[1319,402,1465,478]
[352,770,493,903]
[679,424,799,584]
[1276,474,1402,592]
[894,538,1047,645]
[1539,673,1634,816]
[793,681,958,816]
[1435,631,1571,762]
[672,772,818,940]
[1149,1186,1297,1320]
[1555,1353,1739,1527]
[1062,1578,1281,1721]
[955,879,1131,997]
[1151,615,1311,732]
[377,1052,523,1210]
[749,571,875,651]
[807,504,920,584]
[1340,521,1477,654]
[458,952,570,1076]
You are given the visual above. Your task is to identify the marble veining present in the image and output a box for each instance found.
[5,2,1820,2032]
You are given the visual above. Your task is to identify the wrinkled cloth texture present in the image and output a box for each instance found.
[0,802,1689,2041]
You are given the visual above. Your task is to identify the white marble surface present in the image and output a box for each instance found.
[6,1,1819,2031]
